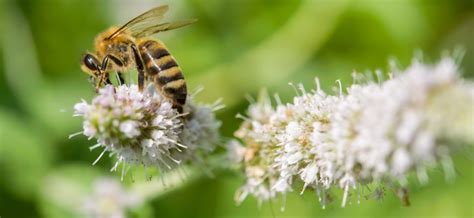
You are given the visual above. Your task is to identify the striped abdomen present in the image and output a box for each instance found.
[139,40,187,112]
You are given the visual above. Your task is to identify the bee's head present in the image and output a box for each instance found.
[80,53,105,92]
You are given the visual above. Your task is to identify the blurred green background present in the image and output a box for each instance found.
[0,0,473,217]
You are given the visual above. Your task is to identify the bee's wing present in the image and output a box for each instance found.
[131,19,197,38]
[106,5,169,40]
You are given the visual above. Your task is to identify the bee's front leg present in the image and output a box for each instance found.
[99,54,124,72]
[97,54,124,88]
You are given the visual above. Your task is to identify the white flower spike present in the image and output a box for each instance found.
[231,57,474,208]
[73,84,221,178]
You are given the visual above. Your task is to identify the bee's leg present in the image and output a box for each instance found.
[95,70,107,92]
[130,44,146,92]
[138,67,145,91]
[99,54,124,72]
[115,72,125,85]
[105,73,112,85]
[98,54,124,87]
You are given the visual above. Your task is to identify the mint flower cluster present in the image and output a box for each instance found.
[73,85,221,177]
[229,58,474,208]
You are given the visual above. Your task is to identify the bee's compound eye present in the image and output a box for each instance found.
[82,54,99,71]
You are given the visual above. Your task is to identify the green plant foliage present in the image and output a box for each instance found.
[0,0,472,217]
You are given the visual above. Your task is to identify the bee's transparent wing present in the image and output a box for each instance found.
[131,19,197,38]
[106,5,169,40]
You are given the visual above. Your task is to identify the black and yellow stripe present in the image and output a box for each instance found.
[139,39,187,112]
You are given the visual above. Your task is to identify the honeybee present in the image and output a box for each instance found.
[80,5,196,112]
